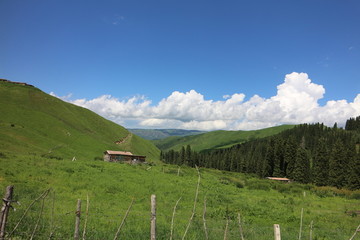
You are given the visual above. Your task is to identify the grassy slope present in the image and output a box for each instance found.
[0,154,359,239]
[154,125,295,152]
[0,81,160,161]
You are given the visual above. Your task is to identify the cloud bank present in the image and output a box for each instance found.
[52,72,360,130]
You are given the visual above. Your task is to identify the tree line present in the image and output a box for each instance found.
[161,116,360,190]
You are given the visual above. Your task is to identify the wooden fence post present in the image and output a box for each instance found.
[223,218,229,240]
[0,185,13,240]
[349,224,360,240]
[298,208,303,240]
[113,198,134,240]
[237,213,245,240]
[151,194,156,240]
[309,220,313,240]
[202,198,209,240]
[170,197,182,240]
[274,224,281,240]
[82,194,89,240]
[74,199,81,240]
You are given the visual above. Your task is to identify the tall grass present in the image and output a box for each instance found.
[1,153,359,239]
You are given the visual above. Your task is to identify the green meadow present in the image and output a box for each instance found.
[1,152,359,239]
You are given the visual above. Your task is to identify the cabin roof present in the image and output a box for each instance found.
[266,177,291,181]
[105,150,133,156]
[104,150,146,158]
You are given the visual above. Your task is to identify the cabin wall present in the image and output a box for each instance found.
[104,153,146,164]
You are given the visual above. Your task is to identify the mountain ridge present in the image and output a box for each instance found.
[154,125,295,152]
[128,128,206,140]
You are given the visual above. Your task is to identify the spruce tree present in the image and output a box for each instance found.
[292,146,311,183]
[329,139,347,188]
[284,137,297,178]
[312,137,329,186]
[180,146,186,165]
[346,147,360,190]
[185,145,192,166]
[264,139,275,176]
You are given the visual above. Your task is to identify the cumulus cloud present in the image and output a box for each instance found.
[54,72,360,131]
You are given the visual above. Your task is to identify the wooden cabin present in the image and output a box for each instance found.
[266,177,291,183]
[103,150,146,164]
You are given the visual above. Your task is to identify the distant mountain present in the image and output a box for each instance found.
[153,125,295,152]
[128,129,206,140]
[0,80,160,161]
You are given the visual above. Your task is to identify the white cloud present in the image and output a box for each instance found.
[53,72,360,131]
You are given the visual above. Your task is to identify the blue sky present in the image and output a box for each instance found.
[1,0,360,130]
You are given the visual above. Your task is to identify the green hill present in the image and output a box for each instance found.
[154,125,295,152]
[129,128,206,140]
[0,80,160,161]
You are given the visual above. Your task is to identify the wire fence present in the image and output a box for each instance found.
[1,185,359,240]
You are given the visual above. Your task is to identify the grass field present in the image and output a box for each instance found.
[1,152,359,239]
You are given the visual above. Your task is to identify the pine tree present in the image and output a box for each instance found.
[346,146,360,190]
[312,138,329,186]
[273,139,285,177]
[292,146,311,183]
[329,139,347,188]
[284,137,297,178]
[185,145,193,166]
[180,146,186,165]
[264,139,275,176]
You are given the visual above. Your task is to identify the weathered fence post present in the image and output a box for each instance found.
[0,185,13,240]
[151,194,156,240]
[237,213,245,240]
[309,220,313,240]
[349,224,360,240]
[182,166,201,240]
[170,197,182,240]
[74,199,81,240]
[274,224,281,240]
[30,189,49,240]
[202,198,209,240]
[82,194,89,240]
[113,198,134,240]
[298,208,304,240]
[223,218,229,240]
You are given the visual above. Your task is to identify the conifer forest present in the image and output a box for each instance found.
[162,116,360,190]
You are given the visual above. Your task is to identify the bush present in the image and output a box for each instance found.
[349,191,360,200]
[41,154,63,160]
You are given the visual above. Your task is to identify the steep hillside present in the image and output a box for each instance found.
[154,125,295,152]
[0,80,160,161]
[129,128,206,140]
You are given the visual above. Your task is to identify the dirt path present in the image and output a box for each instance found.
[115,133,132,145]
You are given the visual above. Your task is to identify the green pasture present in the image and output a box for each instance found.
[1,153,359,239]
